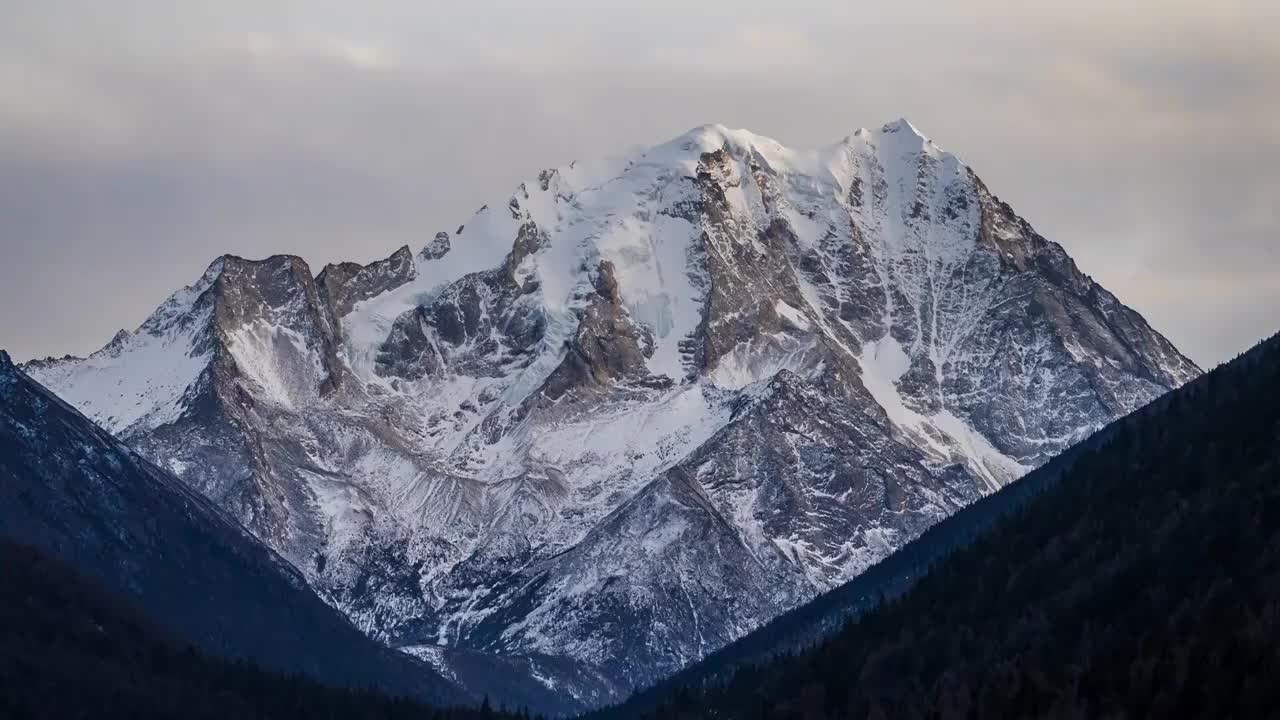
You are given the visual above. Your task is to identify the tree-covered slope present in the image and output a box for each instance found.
[0,540,530,720]
[602,331,1280,719]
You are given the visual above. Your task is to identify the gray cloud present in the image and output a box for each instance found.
[1,1,1276,366]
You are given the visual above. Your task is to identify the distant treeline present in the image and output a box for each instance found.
[0,540,538,720]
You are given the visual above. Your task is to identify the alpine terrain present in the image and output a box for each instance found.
[0,350,464,707]
[24,119,1200,702]
[596,331,1280,719]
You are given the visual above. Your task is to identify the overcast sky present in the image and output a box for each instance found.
[2,1,1276,367]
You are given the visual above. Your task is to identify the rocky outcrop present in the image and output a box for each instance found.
[375,226,547,381]
[536,260,668,403]
[318,245,417,319]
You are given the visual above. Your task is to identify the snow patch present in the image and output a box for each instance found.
[774,300,812,331]
[25,290,215,436]
[858,335,1026,490]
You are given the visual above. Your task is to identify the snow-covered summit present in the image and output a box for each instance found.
[878,116,928,138]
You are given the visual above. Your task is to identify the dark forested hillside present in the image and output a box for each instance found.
[601,332,1280,720]
[0,540,532,720]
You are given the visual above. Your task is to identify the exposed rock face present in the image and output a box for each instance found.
[376,223,548,383]
[319,245,418,320]
[537,260,667,403]
[422,231,452,260]
[25,119,1200,706]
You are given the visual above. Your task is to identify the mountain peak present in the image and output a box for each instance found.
[643,123,790,167]
[866,116,946,156]
[213,253,312,275]
[879,117,926,138]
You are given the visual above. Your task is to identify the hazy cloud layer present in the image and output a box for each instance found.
[2,1,1276,366]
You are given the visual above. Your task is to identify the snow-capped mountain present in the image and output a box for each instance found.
[26,119,1200,702]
